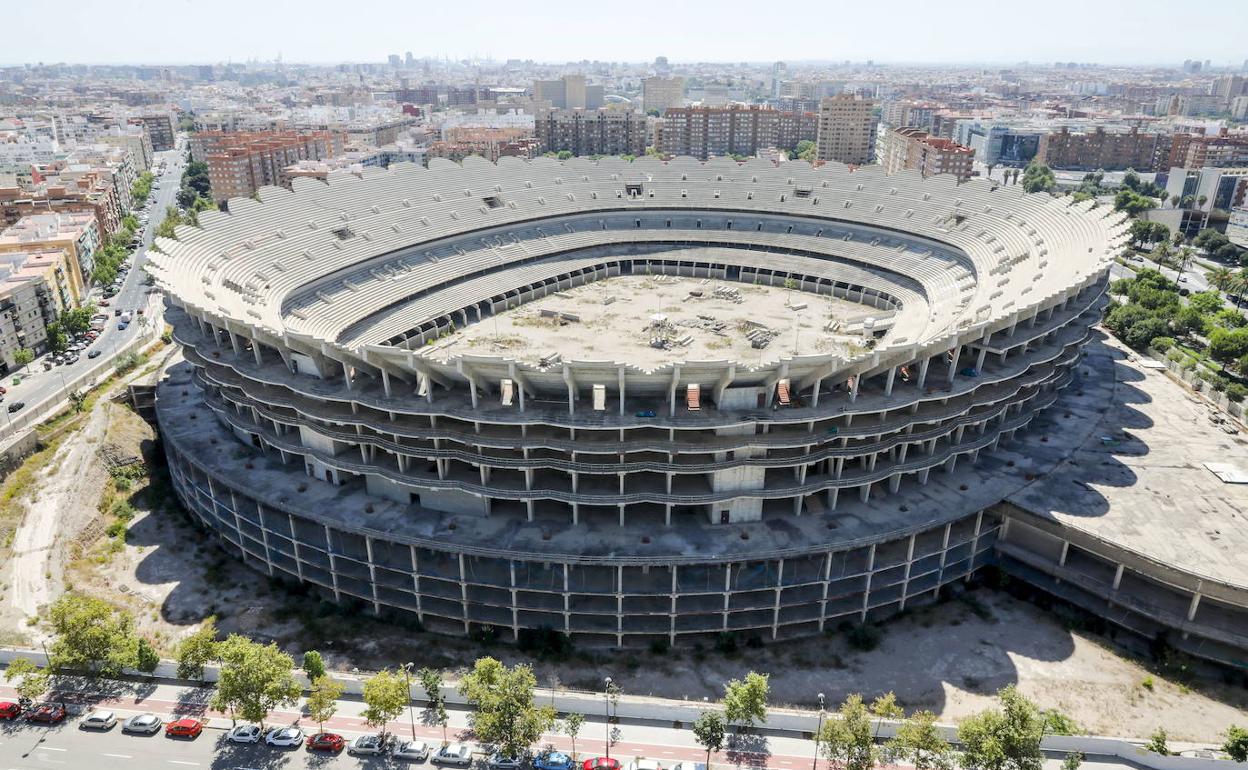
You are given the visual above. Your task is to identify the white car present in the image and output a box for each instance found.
[265,726,304,747]
[627,761,664,770]
[80,710,117,730]
[488,753,526,770]
[349,734,390,755]
[673,763,706,770]
[436,743,474,766]
[394,740,432,761]
[122,713,162,734]
[228,724,262,743]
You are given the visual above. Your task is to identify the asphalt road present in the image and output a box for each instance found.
[0,145,183,433]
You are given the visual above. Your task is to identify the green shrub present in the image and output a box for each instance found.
[1151,337,1175,352]
[846,623,883,651]
[1225,383,1248,403]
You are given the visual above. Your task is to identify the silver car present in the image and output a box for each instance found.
[80,710,117,730]
[122,713,162,734]
[436,743,474,766]
[349,734,390,756]
[395,740,432,761]
[265,726,304,747]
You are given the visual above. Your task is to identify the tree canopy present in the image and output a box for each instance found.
[459,657,556,758]
[692,711,727,763]
[174,617,218,681]
[816,694,877,770]
[47,593,140,676]
[723,671,770,727]
[210,634,301,727]
[362,668,409,740]
[956,686,1046,770]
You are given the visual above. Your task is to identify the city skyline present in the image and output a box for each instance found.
[7,0,1248,67]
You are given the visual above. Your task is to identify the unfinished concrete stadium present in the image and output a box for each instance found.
[144,155,1248,664]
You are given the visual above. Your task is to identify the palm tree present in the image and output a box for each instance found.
[1207,266,1235,292]
[1197,195,1208,209]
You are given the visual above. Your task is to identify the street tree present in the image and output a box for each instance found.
[307,675,344,732]
[1222,725,1248,762]
[870,692,904,739]
[957,685,1046,770]
[692,710,727,765]
[175,617,218,681]
[562,712,586,758]
[1061,752,1085,770]
[135,638,160,674]
[12,348,33,372]
[419,667,450,741]
[47,593,139,677]
[723,671,770,728]
[362,668,410,741]
[4,657,50,702]
[817,694,877,770]
[302,650,326,681]
[888,710,954,770]
[210,634,301,727]
[458,657,556,758]
[1144,729,1170,756]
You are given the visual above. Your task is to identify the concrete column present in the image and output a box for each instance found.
[1186,592,1202,622]
[827,487,839,511]
[618,366,627,415]
[771,559,784,640]
[860,544,876,622]
[975,347,987,371]
[253,341,263,366]
[850,374,860,403]
[1111,563,1124,591]
[884,366,897,396]
[888,473,901,493]
[916,356,931,389]
[947,345,962,384]
[859,483,871,502]
[381,368,392,398]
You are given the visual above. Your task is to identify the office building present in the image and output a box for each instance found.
[815,94,877,165]
[533,75,603,110]
[642,77,685,115]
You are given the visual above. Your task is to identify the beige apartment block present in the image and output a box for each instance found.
[815,93,877,165]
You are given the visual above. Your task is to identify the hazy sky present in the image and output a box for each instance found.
[7,0,1247,67]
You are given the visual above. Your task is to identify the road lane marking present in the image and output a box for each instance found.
[168,762,199,767]
[102,754,132,759]
[41,747,67,752]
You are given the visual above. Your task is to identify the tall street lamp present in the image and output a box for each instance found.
[811,693,825,770]
[402,662,417,741]
[603,676,613,759]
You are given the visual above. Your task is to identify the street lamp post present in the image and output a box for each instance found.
[811,693,825,770]
[603,676,613,759]
[402,662,417,741]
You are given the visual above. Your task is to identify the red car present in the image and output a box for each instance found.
[165,718,203,738]
[306,732,346,752]
[26,703,66,724]
[584,759,620,770]
[98,300,110,307]
[0,701,21,719]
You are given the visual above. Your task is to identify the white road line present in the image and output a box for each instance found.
[168,762,199,767]
[101,754,132,759]
[41,747,67,752]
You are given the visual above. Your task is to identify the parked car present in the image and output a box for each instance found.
[349,734,391,756]
[122,713,162,734]
[490,753,528,770]
[8,401,26,413]
[672,763,706,770]
[26,703,66,724]
[626,760,664,770]
[0,701,22,720]
[306,732,346,752]
[80,710,118,730]
[0,385,6,394]
[435,743,475,766]
[99,299,110,307]
[583,758,619,770]
[534,752,575,770]
[227,724,262,743]
[393,739,432,761]
[117,322,129,331]
[265,726,304,747]
[165,718,203,738]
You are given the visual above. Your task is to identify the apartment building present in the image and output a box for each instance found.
[426,128,539,163]
[642,77,685,115]
[532,75,604,110]
[815,94,877,165]
[192,131,340,203]
[657,106,817,160]
[0,212,98,302]
[139,113,176,151]
[1167,130,1248,170]
[1035,127,1170,171]
[534,109,646,157]
[0,248,74,371]
[878,127,975,181]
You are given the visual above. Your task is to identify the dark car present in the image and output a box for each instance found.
[26,703,66,724]
[88,349,102,359]
[8,401,26,413]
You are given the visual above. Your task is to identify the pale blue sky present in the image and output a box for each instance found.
[6,0,1247,66]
